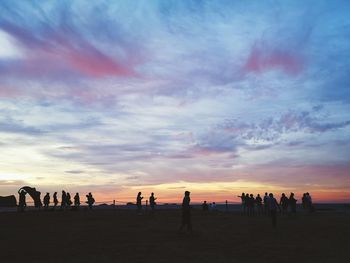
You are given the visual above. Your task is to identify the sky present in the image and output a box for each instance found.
[0,0,350,203]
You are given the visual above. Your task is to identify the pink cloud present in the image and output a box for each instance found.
[242,46,304,75]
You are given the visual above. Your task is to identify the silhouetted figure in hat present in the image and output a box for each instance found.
[61,190,67,210]
[256,194,263,215]
[149,192,156,214]
[53,192,58,210]
[289,192,297,215]
[202,201,209,211]
[74,193,80,209]
[280,193,289,215]
[136,192,143,215]
[86,192,95,210]
[179,191,192,233]
[43,193,50,210]
[263,192,270,215]
[268,193,281,227]
[18,189,27,212]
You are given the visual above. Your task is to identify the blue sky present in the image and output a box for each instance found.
[0,0,349,202]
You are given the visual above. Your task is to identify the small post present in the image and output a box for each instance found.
[113,200,116,209]
[146,200,148,212]
[225,200,228,213]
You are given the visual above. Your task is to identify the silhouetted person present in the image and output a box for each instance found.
[202,201,209,211]
[263,192,269,215]
[53,192,58,209]
[256,194,263,215]
[66,192,72,208]
[210,202,217,211]
[280,193,289,215]
[306,192,314,212]
[179,191,192,232]
[61,190,67,210]
[43,193,50,210]
[238,192,246,215]
[86,192,95,210]
[289,192,297,215]
[302,193,307,211]
[18,189,27,212]
[268,193,281,228]
[136,192,143,215]
[149,192,156,214]
[74,193,80,209]
[248,194,255,216]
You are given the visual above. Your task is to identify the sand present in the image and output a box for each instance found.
[1,208,349,263]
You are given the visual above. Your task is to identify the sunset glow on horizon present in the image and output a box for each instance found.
[1,0,350,203]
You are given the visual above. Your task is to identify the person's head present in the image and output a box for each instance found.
[241,192,245,196]
[257,194,260,197]
[282,193,285,197]
[62,190,65,194]
[265,192,268,195]
[138,192,141,196]
[250,194,253,197]
[76,192,79,195]
[46,192,49,195]
[185,191,190,196]
[306,192,309,196]
[269,193,273,198]
[290,192,294,197]
[54,192,57,194]
[204,201,207,204]
[151,192,154,196]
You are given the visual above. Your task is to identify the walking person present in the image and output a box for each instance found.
[136,192,143,215]
[149,192,157,214]
[43,192,50,210]
[53,192,58,210]
[268,193,281,228]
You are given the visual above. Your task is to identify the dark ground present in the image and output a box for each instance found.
[1,208,349,263]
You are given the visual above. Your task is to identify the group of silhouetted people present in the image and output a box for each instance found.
[17,189,95,212]
[136,192,157,215]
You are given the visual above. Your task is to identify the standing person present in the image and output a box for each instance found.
[268,193,281,228]
[61,190,67,210]
[136,192,143,215]
[255,194,263,215]
[306,192,314,212]
[149,192,156,214]
[66,192,72,208]
[302,193,307,211]
[179,191,192,233]
[86,192,95,210]
[18,189,27,212]
[202,201,209,211]
[263,192,270,215]
[289,193,297,215]
[249,194,255,216]
[280,193,289,215]
[74,193,80,209]
[53,192,58,210]
[238,192,246,215]
[43,193,50,210]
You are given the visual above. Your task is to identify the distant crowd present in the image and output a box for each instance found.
[15,187,314,229]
